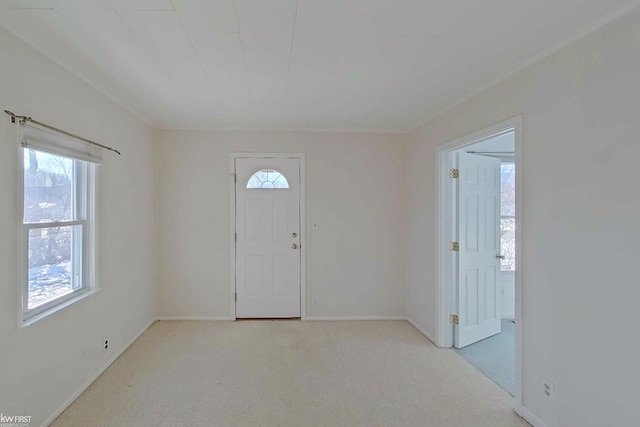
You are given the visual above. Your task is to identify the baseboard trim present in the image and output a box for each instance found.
[154,316,234,321]
[42,318,155,427]
[405,317,438,345]
[517,406,548,427]
[156,316,405,322]
[305,316,406,321]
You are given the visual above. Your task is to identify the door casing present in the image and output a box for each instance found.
[229,153,307,320]
[435,116,523,415]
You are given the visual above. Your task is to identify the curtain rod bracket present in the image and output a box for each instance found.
[4,110,28,124]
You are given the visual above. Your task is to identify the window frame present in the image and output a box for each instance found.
[18,147,98,326]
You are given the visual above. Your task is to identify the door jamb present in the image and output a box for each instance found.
[229,153,307,321]
[435,116,523,414]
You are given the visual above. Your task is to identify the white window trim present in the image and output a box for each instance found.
[17,145,99,327]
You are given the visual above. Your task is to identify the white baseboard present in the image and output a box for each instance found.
[405,317,438,345]
[305,316,406,321]
[156,316,407,322]
[42,318,155,427]
[154,316,234,321]
[517,406,549,427]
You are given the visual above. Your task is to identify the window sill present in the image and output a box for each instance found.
[20,288,101,327]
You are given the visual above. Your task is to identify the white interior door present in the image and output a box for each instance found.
[235,157,301,318]
[455,152,501,348]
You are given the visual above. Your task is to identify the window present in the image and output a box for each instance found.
[20,125,98,324]
[247,169,289,189]
[500,163,515,271]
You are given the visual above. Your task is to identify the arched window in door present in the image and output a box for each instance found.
[246,169,289,189]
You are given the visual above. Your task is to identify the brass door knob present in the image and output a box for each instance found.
[292,232,298,238]
[292,243,298,249]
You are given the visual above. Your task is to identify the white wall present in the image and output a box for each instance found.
[500,272,515,320]
[155,130,406,319]
[0,27,156,425]
[406,8,640,427]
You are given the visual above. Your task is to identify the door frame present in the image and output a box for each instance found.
[229,153,307,321]
[435,116,523,413]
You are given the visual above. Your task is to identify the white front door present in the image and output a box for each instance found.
[455,152,502,348]
[235,157,301,318]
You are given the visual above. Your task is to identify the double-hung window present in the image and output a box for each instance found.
[19,124,99,325]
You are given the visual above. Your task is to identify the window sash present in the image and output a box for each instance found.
[25,220,86,229]
[22,221,88,319]
[23,275,88,321]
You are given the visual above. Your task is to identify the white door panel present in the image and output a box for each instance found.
[236,158,300,318]
[456,152,501,348]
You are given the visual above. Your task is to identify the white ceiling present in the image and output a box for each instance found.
[1,1,639,132]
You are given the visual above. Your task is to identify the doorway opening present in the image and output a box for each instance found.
[436,117,523,412]
[454,132,516,395]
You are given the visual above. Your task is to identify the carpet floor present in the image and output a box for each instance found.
[52,320,530,427]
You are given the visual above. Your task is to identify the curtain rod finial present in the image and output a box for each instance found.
[4,110,16,123]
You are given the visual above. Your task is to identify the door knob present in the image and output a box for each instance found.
[292,243,298,249]
[496,254,505,260]
[292,232,298,238]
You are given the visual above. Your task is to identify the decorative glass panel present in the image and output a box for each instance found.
[247,169,289,189]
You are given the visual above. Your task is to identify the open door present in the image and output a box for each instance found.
[455,152,501,348]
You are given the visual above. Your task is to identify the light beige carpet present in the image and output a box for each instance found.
[52,320,530,427]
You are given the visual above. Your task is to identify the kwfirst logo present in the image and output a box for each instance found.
[0,413,32,427]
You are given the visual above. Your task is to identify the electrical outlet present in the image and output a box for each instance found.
[542,378,554,399]
[103,339,109,352]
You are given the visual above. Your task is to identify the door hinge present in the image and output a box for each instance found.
[450,314,459,325]
[234,233,237,242]
[449,168,459,178]
[231,173,236,183]
[235,292,237,302]
[450,241,459,252]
